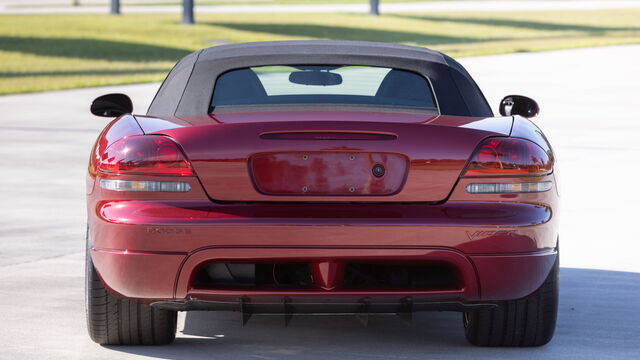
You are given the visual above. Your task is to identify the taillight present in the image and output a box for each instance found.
[463,137,552,176]
[98,135,193,176]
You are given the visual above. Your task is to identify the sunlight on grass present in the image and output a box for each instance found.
[1,9,639,94]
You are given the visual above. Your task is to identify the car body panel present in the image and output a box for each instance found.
[91,202,556,254]
[131,113,513,203]
[161,124,490,202]
[134,112,513,134]
[88,164,558,303]
[86,115,143,195]
[87,112,558,305]
[87,41,558,313]
[90,246,557,302]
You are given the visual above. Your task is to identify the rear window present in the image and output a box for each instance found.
[211,65,437,110]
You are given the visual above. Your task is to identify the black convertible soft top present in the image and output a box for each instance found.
[147,40,493,117]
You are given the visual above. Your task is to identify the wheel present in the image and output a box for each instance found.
[85,229,177,345]
[463,257,559,347]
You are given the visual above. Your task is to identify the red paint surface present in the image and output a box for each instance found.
[155,118,505,202]
[87,110,558,305]
[91,248,184,299]
[311,261,346,290]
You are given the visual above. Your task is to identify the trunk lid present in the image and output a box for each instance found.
[141,111,512,202]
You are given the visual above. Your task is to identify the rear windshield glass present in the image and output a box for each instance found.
[211,65,437,110]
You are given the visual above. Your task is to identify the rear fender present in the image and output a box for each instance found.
[87,115,143,195]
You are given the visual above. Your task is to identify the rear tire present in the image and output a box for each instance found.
[463,257,559,347]
[85,229,177,345]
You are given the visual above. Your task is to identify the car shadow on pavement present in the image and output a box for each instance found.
[108,267,640,359]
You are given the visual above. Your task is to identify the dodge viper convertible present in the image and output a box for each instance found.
[86,41,559,347]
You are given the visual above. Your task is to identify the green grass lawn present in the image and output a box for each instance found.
[1,9,640,94]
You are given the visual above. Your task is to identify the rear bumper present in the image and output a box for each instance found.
[91,247,557,304]
[89,199,558,305]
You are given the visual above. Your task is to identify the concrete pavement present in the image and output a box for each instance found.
[1,45,639,358]
[0,83,157,268]
[2,0,640,14]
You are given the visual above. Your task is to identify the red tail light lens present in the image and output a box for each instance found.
[463,137,552,176]
[98,135,193,176]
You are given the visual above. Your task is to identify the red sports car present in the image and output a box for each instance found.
[86,41,558,347]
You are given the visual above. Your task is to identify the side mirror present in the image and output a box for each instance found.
[90,93,133,117]
[499,95,539,118]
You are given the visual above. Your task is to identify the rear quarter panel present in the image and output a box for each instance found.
[86,115,143,195]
